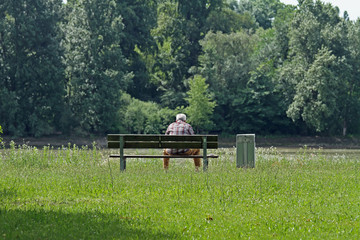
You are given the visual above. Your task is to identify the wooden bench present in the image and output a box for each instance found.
[107,134,218,171]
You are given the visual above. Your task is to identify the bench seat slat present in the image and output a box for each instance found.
[109,155,218,158]
[108,141,218,149]
[107,134,217,142]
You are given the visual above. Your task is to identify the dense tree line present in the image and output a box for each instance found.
[0,0,360,137]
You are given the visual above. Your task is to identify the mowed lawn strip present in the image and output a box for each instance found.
[0,145,359,239]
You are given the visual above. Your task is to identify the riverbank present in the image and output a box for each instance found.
[3,135,360,149]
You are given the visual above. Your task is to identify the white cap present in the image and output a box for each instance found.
[176,113,186,121]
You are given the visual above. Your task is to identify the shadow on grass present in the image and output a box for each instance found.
[0,208,177,239]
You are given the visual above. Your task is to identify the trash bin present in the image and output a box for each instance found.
[236,134,255,168]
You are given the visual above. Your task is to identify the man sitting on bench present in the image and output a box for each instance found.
[163,113,200,171]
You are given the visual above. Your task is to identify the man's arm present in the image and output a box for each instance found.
[165,123,173,135]
[188,124,195,135]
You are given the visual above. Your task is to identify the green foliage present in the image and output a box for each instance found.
[1,0,360,136]
[206,8,257,33]
[287,47,342,132]
[0,125,2,143]
[236,0,286,29]
[273,5,295,62]
[185,75,216,132]
[151,0,223,108]
[244,27,295,134]
[150,1,189,107]
[119,93,175,134]
[288,0,343,61]
[278,0,359,134]
[62,0,130,133]
[242,61,293,134]
[343,20,360,134]
[116,0,158,101]
[0,0,65,137]
[197,30,257,132]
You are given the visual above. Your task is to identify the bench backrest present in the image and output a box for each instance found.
[107,134,218,149]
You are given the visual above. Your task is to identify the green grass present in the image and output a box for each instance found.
[1,143,360,239]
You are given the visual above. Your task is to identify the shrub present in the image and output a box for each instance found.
[119,93,175,133]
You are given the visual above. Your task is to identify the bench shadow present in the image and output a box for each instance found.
[0,208,177,239]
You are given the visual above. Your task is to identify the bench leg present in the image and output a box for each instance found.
[120,156,126,171]
[202,136,208,171]
[203,157,208,171]
[120,136,125,172]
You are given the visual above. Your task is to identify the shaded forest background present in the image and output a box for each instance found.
[1,0,360,138]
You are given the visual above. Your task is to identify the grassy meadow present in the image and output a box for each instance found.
[1,142,360,239]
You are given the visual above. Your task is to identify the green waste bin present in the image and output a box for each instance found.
[236,134,255,168]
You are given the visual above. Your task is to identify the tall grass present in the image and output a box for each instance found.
[0,143,359,239]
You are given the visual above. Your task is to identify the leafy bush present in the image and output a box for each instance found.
[185,75,216,133]
[119,93,175,134]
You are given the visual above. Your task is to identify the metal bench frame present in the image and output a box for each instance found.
[107,134,218,171]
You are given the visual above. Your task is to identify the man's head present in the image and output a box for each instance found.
[176,113,186,121]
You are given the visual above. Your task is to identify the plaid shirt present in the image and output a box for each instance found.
[165,120,194,154]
